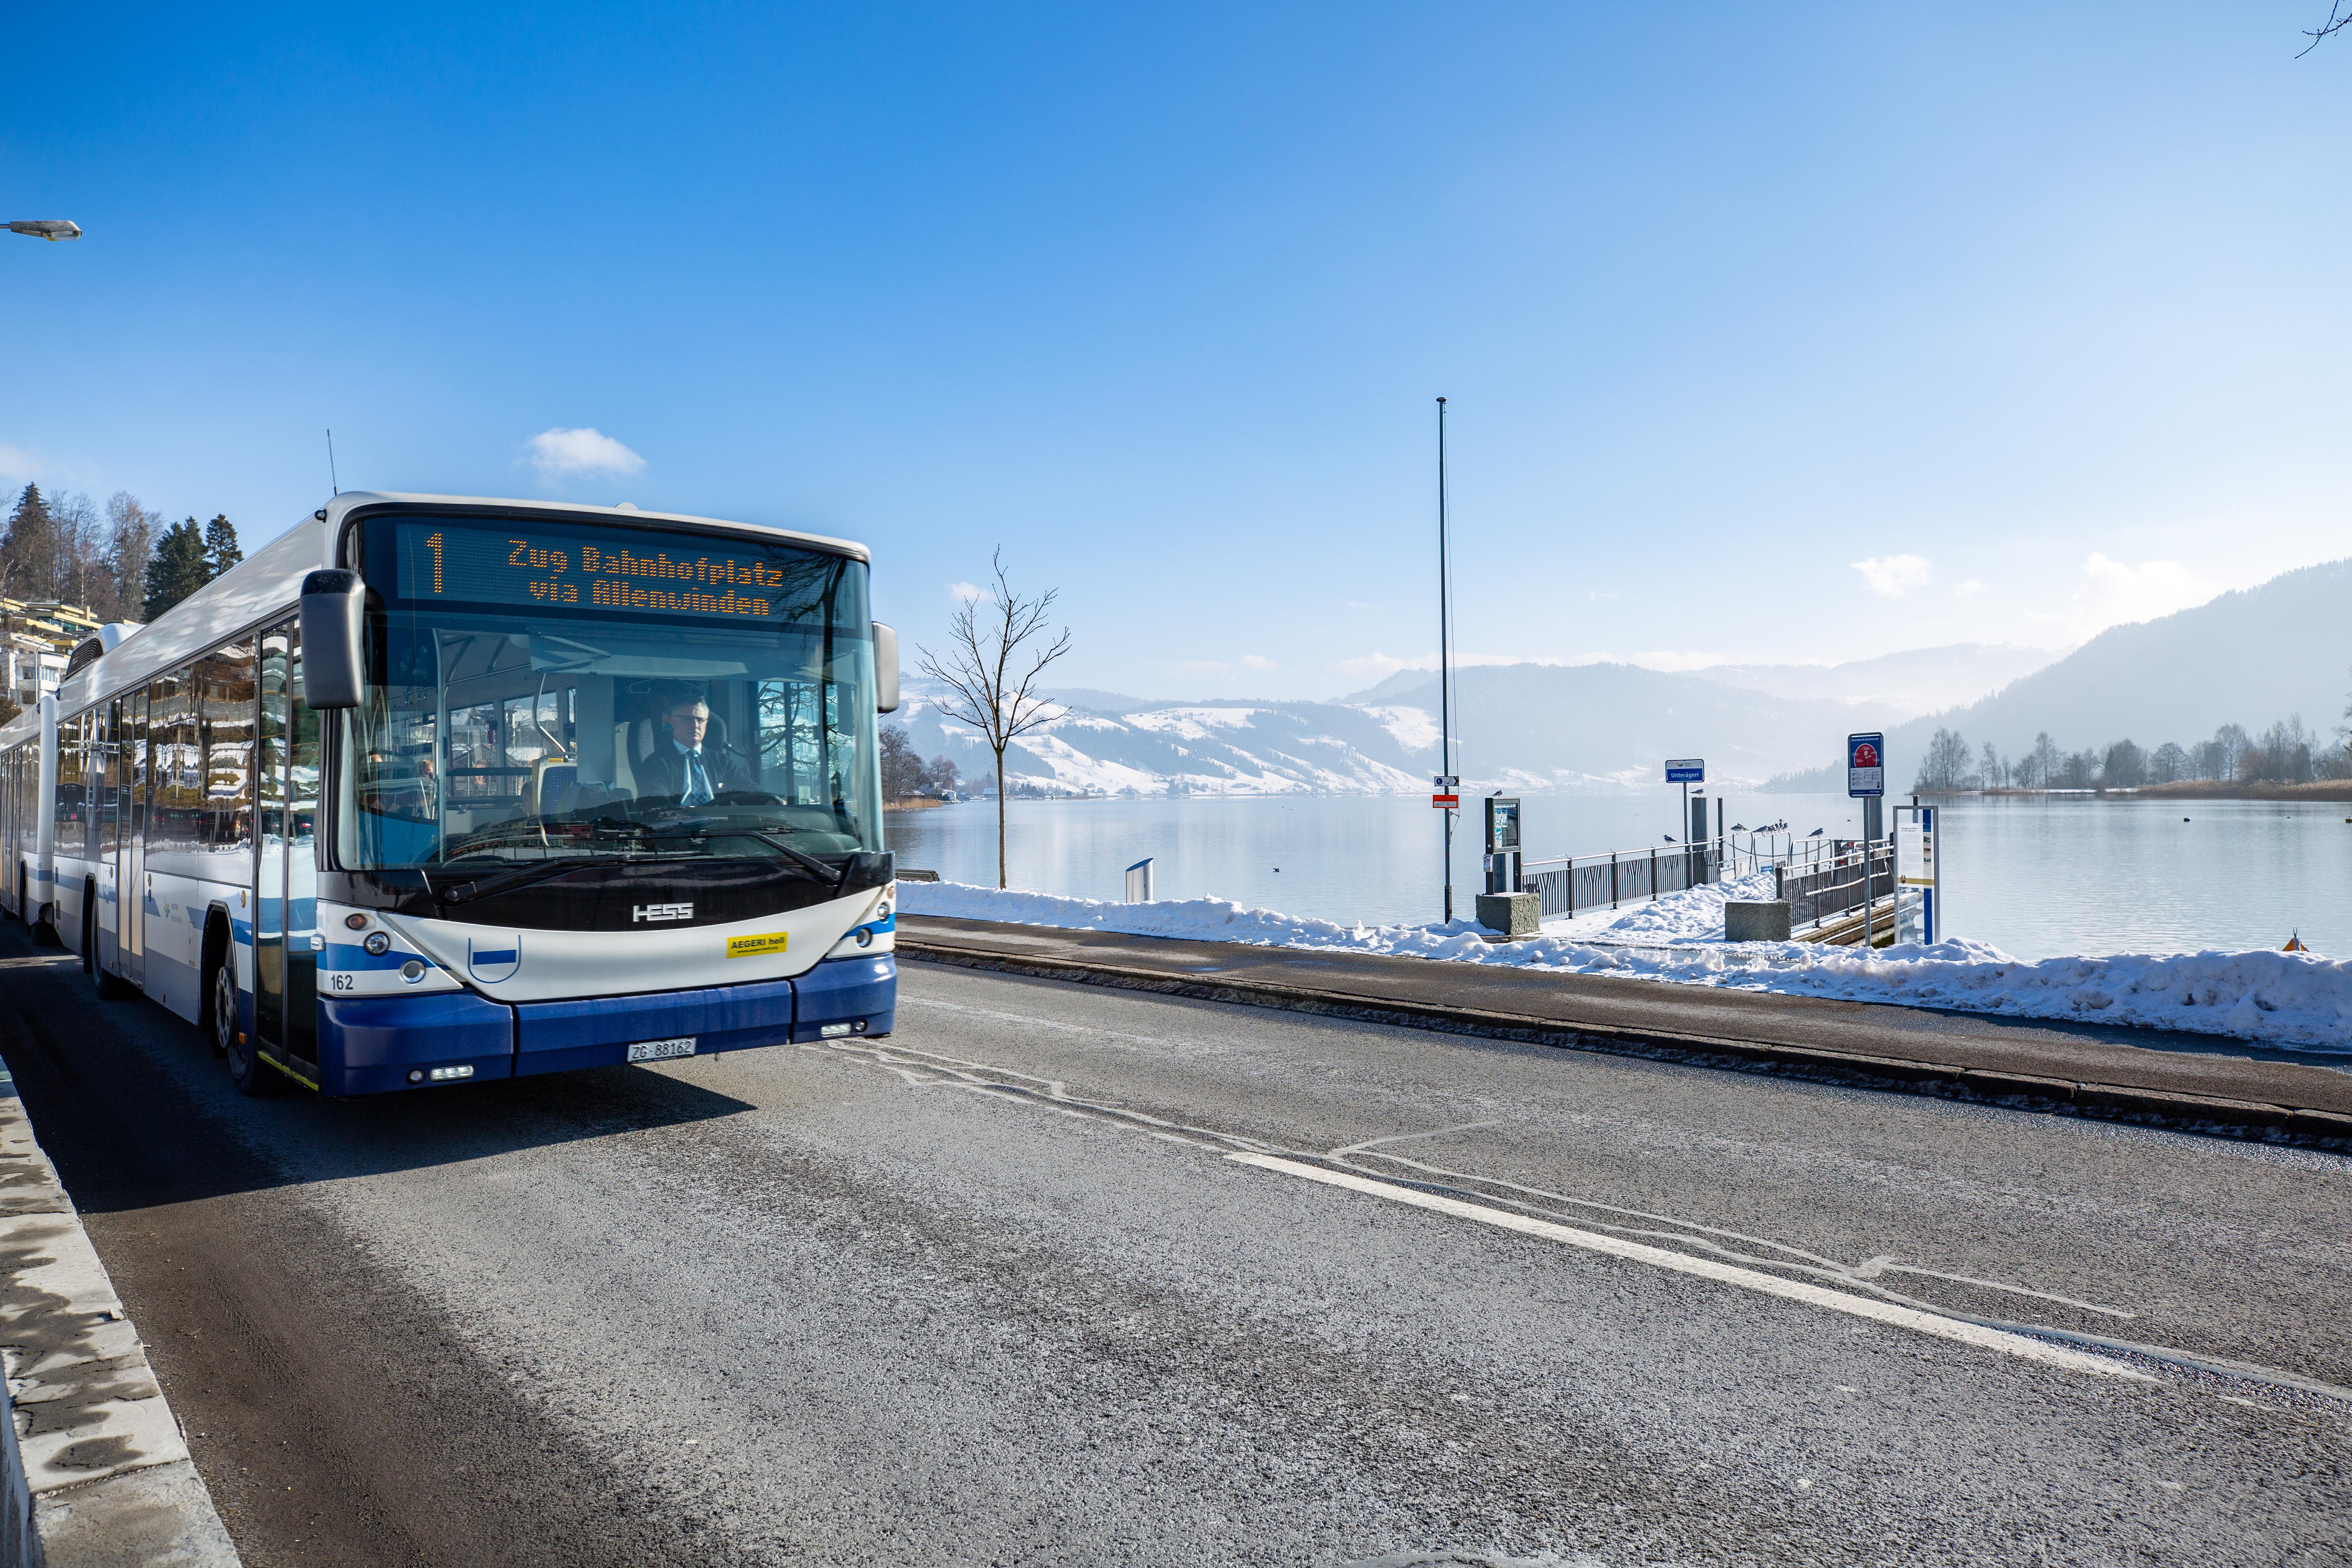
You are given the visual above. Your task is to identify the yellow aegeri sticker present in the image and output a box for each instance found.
[726,931,790,960]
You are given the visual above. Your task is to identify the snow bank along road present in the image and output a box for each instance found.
[1,920,2347,1566]
[902,878,2352,1052]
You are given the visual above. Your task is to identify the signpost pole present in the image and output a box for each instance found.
[1846,732,1886,951]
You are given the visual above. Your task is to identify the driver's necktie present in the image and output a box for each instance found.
[682,750,713,808]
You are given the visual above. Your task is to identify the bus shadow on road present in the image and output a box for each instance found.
[0,922,764,1214]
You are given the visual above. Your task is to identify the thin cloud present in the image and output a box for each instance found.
[1953,579,1989,598]
[1328,651,1575,681]
[1176,654,1277,675]
[1850,554,1933,597]
[525,427,646,480]
[947,580,985,603]
[2068,554,2214,641]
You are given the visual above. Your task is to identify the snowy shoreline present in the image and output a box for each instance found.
[898,874,2352,1054]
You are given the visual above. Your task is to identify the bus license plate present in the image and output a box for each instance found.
[626,1036,697,1063]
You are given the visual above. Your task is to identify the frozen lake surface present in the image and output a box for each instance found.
[884,790,2352,961]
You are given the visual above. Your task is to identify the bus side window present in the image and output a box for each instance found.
[54,712,85,863]
[198,641,258,860]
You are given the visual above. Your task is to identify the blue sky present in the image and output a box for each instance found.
[6,3,2351,699]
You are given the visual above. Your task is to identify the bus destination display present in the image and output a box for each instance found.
[393,520,805,623]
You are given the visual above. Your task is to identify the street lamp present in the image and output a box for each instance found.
[7,220,82,242]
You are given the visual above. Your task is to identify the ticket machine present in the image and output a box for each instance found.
[1484,796,1521,895]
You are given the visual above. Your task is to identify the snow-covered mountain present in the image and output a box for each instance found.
[887,665,1853,797]
[887,684,1427,796]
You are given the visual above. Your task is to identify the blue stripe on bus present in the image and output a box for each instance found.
[319,942,438,972]
[470,948,519,966]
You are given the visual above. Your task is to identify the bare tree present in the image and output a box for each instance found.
[51,491,104,610]
[917,551,1071,888]
[102,492,159,623]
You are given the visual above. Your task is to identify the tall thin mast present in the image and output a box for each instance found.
[1437,396,1452,924]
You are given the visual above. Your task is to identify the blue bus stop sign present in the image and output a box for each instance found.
[1848,733,1885,798]
[1664,758,1704,784]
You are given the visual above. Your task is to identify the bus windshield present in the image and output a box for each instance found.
[340,513,880,871]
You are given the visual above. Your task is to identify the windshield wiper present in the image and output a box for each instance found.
[437,856,634,907]
[632,828,847,891]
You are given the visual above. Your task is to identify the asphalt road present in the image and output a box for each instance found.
[3,919,2348,1566]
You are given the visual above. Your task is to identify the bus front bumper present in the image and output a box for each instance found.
[315,953,897,1095]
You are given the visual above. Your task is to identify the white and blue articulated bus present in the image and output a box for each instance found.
[0,494,900,1096]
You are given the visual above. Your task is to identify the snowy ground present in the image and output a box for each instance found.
[899,873,2352,1053]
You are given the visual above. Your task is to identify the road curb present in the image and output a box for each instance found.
[898,938,2352,1152]
[0,1065,239,1567]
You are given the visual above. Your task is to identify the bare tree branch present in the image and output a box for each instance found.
[915,549,1071,888]
[2301,1,2352,55]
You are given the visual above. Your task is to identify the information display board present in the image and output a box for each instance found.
[392,517,817,626]
[1847,733,1885,798]
[1894,803,1937,944]
[1664,758,1704,784]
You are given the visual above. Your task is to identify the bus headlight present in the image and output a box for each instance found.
[363,932,392,956]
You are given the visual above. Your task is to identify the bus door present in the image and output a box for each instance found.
[118,688,147,989]
[254,622,320,1069]
[285,629,321,1067]
[254,625,289,1056]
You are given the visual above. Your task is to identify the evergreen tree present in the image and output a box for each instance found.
[144,518,212,619]
[201,513,242,580]
[0,483,58,601]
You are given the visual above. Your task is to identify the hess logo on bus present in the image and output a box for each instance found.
[633,903,694,924]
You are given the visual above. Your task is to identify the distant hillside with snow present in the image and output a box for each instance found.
[1362,664,1870,788]
[888,684,1427,797]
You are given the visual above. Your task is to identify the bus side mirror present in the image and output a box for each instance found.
[300,569,366,710]
[873,621,900,713]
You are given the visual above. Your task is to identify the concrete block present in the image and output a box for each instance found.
[1724,901,1793,943]
[1474,891,1541,940]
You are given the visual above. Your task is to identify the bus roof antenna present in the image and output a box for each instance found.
[327,428,340,496]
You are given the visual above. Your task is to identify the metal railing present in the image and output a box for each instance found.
[1518,842,1720,920]
[1517,830,1887,926]
[1773,840,1894,932]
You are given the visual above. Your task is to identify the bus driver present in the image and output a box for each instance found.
[635,689,755,805]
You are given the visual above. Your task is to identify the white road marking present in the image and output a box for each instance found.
[1225,1153,2154,1383]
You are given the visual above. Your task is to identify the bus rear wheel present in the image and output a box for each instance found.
[214,957,281,1097]
[85,891,128,999]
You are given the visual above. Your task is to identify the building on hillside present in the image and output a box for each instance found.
[0,600,113,713]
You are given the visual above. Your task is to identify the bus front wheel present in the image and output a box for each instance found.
[213,956,281,1098]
